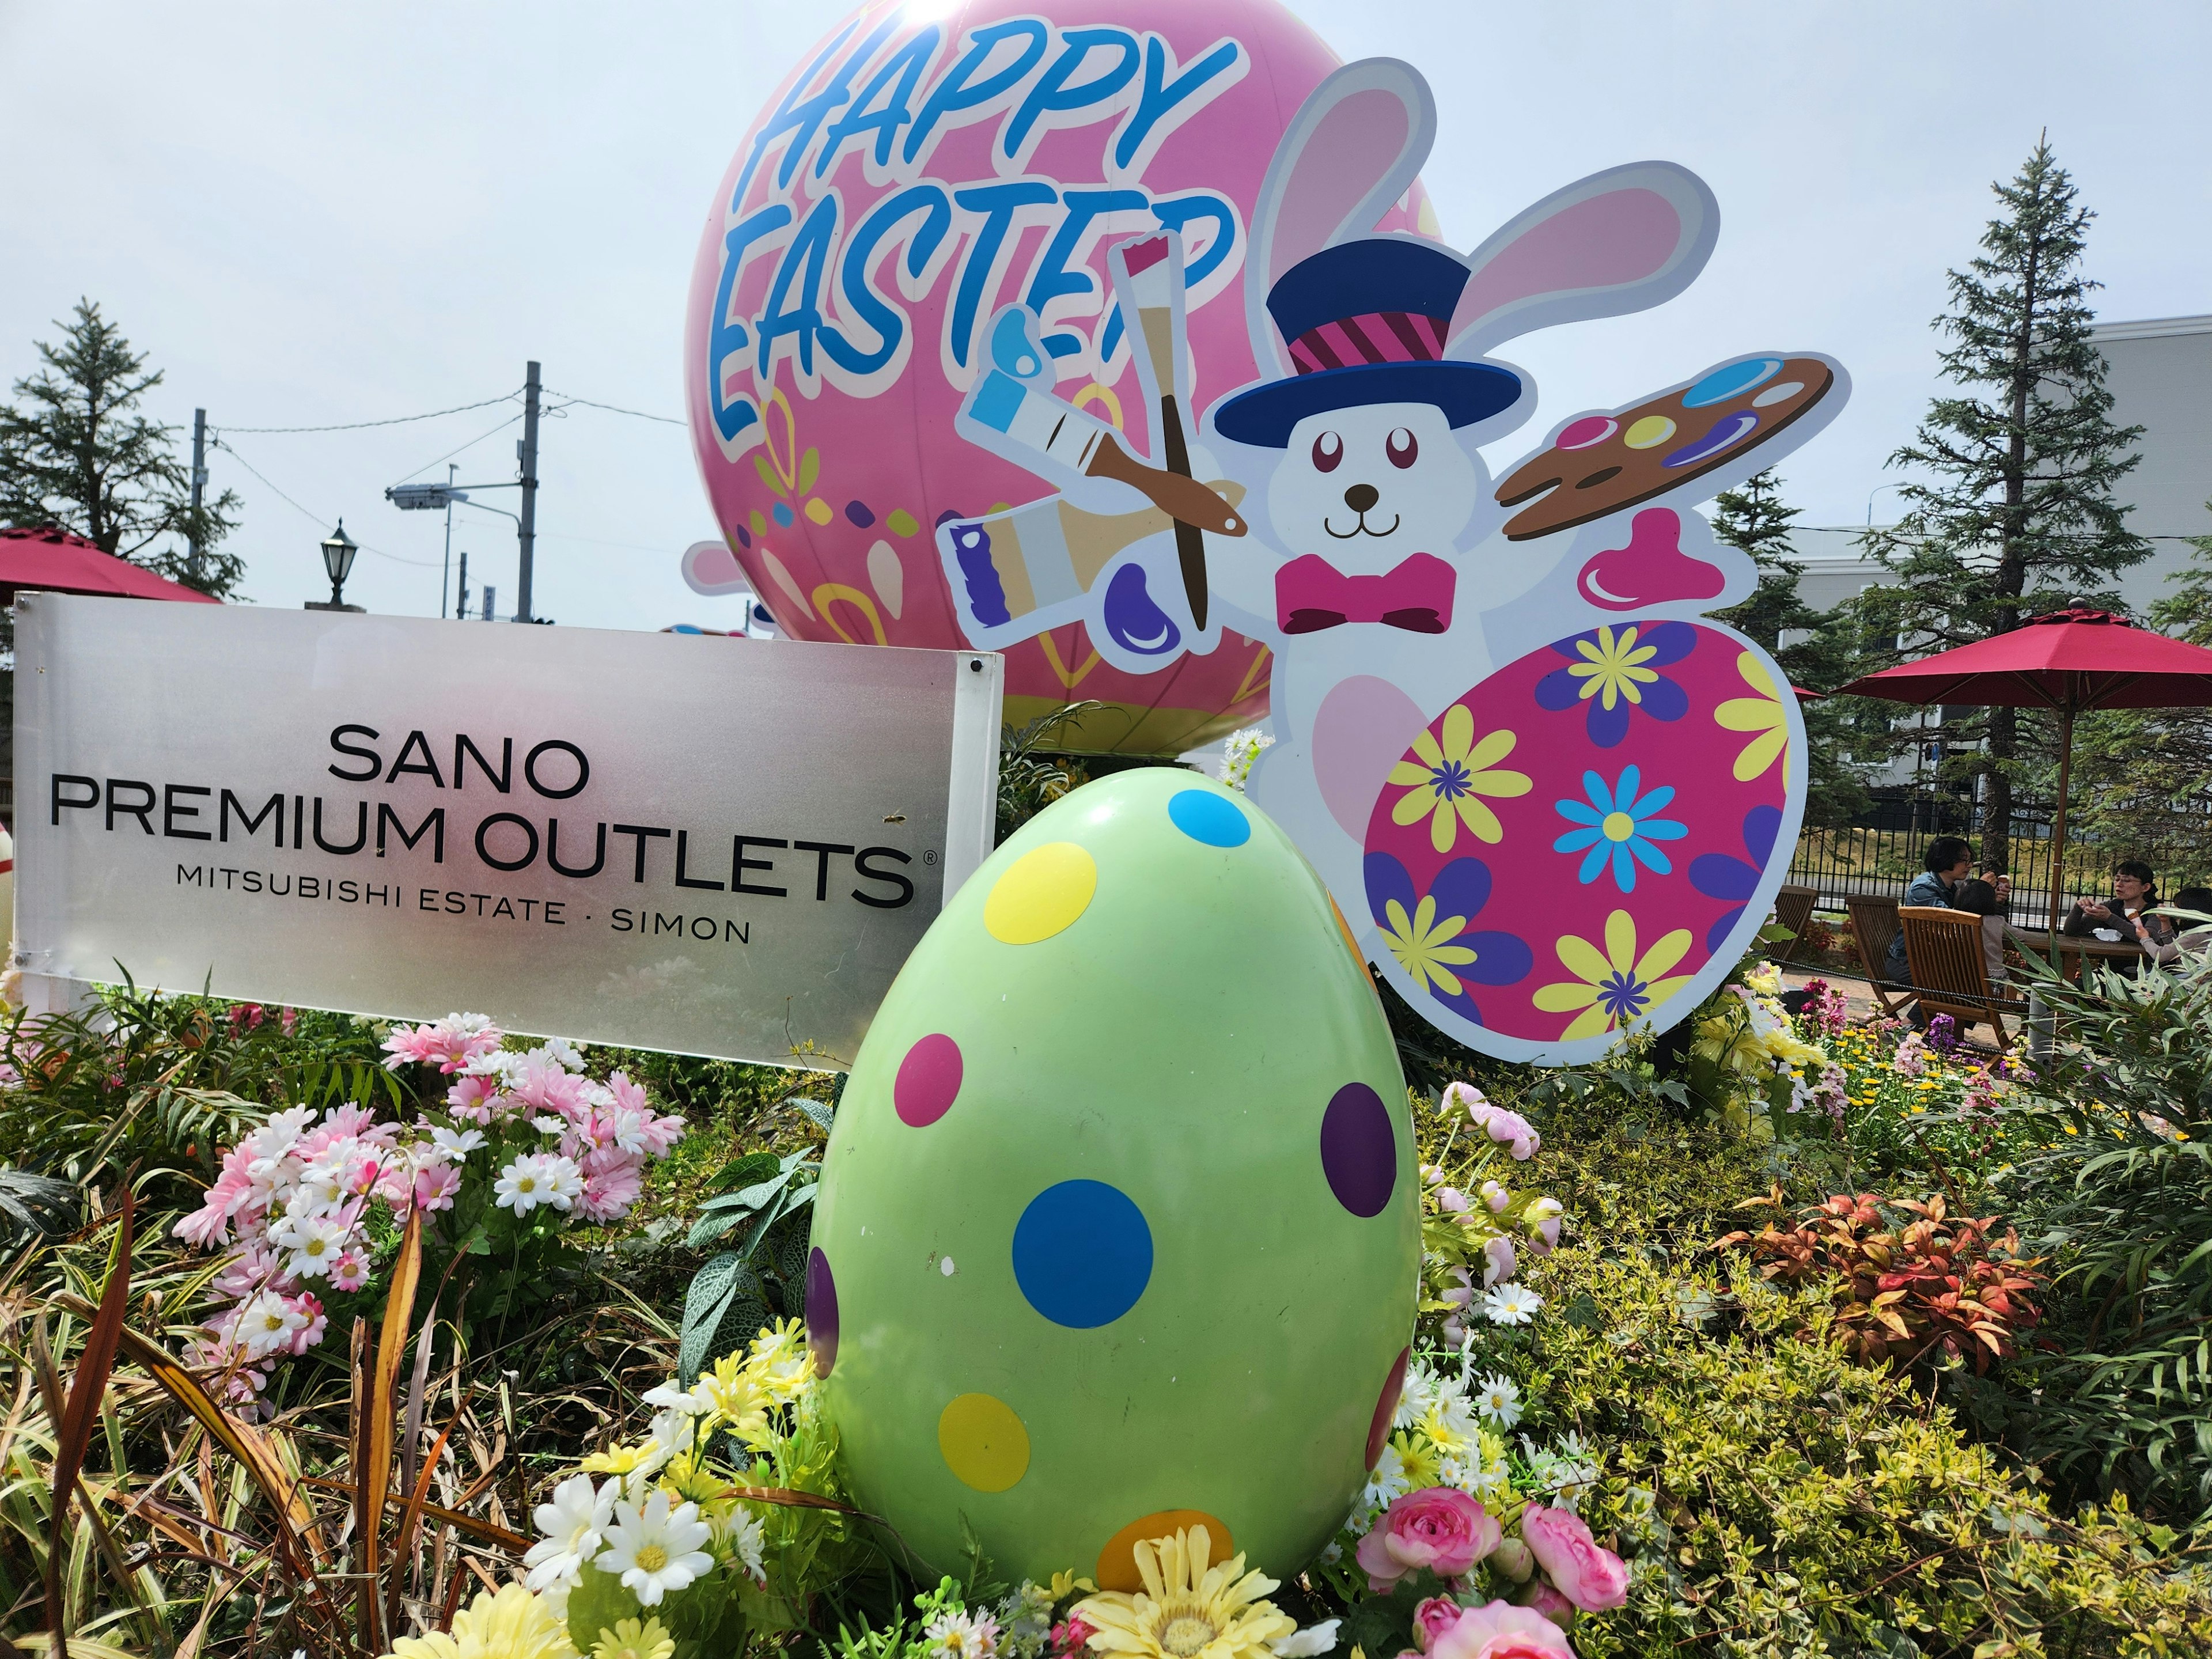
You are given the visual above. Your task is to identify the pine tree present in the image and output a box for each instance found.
[1856,136,2147,870]
[0,300,244,598]
[1710,469,1869,828]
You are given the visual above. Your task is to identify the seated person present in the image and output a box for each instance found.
[1956,861,2010,918]
[2064,860,2176,961]
[1885,835,1973,986]
[1952,861,2013,983]
[2138,882,2212,968]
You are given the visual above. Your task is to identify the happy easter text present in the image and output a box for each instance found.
[708,17,1250,444]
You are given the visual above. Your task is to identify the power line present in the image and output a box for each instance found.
[544,389,685,426]
[211,391,521,435]
[389,412,524,487]
[214,438,442,568]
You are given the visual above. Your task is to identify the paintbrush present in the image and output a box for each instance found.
[963,337,1239,537]
[1115,234,1210,630]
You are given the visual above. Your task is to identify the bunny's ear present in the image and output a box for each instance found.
[1244,58,1435,376]
[1445,162,1719,358]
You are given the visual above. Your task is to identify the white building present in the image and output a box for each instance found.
[1787,312,2212,619]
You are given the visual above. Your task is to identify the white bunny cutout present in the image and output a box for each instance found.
[940,56,1849,1065]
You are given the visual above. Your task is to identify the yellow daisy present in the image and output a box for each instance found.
[1386,706,1531,853]
[1532,910,1696,1041]
[1377,894,1480,997]
[1715,652,1790,784]
[391,1583,577,1659]
[1075,1527,1295,1659]
[1565,624,1664,710]
[593,1618,675,1659]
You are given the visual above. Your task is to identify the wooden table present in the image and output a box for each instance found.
[2047,934,2153,983]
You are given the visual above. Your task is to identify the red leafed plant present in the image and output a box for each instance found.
[1717,1186,2046,1373]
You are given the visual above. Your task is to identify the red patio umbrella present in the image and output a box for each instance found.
[0,525,221,604]
[1833,609,2212,938]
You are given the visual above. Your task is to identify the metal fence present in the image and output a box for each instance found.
[1787,791,2212,929]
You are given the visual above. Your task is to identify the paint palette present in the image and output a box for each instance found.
[1493,355,1835,540]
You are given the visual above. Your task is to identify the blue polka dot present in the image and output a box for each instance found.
[771,501,796,527]
[1013,1180,1152,1328]
[1681,357,1782,408]
[1168,789,1250,847]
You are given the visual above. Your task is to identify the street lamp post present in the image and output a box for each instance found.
[305,521,365,613]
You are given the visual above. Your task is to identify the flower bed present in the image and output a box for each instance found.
[5,976,2212,1657]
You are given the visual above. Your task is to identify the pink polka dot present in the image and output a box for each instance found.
[895,1033,963,1127]
[1366,1346,1409,1470]
[1557,415,1618,450]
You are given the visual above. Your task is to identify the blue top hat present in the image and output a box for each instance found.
[1213,240,1522,448]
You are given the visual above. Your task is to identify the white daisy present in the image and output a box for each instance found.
[1472,1373,1523,1429]
[642,1378,715,1416]
[228,1290,306,1358]
[925,1608,999,1659]
[717,1506,766,1582]
[430,1124,487,1159]
[271,1210,351,1279]
[1482,1283,1543,1325]
[523,1473,615,1589]
[1392,1359,1441,1430]
[599,1491,714,1605]
[1272,1620,1340,1658]
[1358,1441,1408,1514]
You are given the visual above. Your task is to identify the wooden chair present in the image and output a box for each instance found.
[1845,894,1911,1017]
[1897,905,2017,1049]
[1769,884,1818,964]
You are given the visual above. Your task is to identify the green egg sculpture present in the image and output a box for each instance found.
[808,768,1418,1588]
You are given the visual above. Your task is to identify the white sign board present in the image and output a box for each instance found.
[14,596,1002,1066]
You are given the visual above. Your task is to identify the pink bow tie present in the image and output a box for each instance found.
[1276,552,1455,634]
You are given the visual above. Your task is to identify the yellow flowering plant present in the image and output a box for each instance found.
[1683,960,1832,1141]
[533,1320,862,1655]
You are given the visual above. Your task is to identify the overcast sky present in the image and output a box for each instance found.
[4,1,2206,630]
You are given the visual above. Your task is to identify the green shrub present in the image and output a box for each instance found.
[1524,1208,2212,1654]
[2001,959,2212,1527]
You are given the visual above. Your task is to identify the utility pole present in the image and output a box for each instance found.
[188,408,208,586]
[440,464,457,618]
[516,360,540,623]
[457,551,469,623]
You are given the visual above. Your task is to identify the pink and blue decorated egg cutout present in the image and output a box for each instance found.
[1362,622,1798,1062]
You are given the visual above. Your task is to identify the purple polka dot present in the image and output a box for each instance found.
[807,1247,838,1376]
[895,1033,963,1127]
[934,507,966,529]
[844,499,876,528]
[734,522,752,548]
[1320,1082,1396,1217]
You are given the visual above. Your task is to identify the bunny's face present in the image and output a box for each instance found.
[1267,403,1484,570]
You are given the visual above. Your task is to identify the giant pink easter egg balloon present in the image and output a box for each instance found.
[684,0,1435,753]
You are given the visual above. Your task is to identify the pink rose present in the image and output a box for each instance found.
[1355,1488,1502,1590]
[1482,1235,1517,1287]
[1520,1505,1628,1611]
[1488,1537,1533,1583]
[1467,1103,1540,1160]
[1427,1601,1573,1659]
[1411,1597,1463,1652]
[1515,1584,1575,1628]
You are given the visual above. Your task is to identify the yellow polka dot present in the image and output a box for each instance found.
[804,497,834,525]
[984,842,1096,944]
[939,1393,1030,1491]
[1095,1510,1234,1592]
[886,508,921,537]
[1624,415,1677,449]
